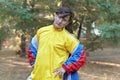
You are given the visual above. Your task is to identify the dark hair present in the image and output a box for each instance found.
[56,7,74,21]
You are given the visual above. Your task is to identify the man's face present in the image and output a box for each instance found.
[53,13,70,30]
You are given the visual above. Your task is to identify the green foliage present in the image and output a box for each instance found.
[99,23,120,43]
[97,0,120,23]
[96,0,120,44]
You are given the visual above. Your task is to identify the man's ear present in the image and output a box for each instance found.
[67,18,71,25]
[66,21,70,25]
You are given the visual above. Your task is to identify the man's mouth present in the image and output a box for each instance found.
[56,23,61,26]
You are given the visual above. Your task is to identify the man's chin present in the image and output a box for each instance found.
[55,26,63,30]
[55,25,61,29]
[54,24,63,29]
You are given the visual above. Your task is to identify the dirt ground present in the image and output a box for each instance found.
[79,47,120,80]
[0,47,120,80]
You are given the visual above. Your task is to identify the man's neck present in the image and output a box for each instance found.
[53,25,64,31]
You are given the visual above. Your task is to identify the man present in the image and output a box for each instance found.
[27,7,86,80]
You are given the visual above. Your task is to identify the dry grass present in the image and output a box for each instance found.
[0,47,120,80]
[0,50,32,80]
[79,47,120,80]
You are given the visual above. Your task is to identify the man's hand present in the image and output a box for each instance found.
[53,67,66,78]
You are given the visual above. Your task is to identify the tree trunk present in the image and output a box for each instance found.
[77,16,84,39]
[20,34,26,57]
[85,22,92,40]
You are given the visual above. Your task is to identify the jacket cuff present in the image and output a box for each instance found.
[62,64,71,74]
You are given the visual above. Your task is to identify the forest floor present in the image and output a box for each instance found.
[0,47,120,80]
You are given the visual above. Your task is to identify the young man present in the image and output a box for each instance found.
[27,7,86,80]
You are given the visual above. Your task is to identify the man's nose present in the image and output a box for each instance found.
[58,18,62,24]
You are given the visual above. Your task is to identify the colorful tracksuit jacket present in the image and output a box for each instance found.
[28,25,86,80]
